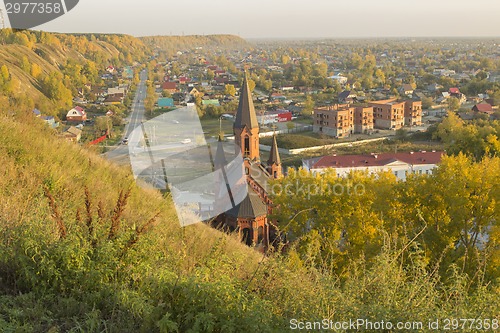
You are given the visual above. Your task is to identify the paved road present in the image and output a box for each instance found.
[103,69,147,165]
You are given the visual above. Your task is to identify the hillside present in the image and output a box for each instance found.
[0,29,150,118]
[141,34,253,56]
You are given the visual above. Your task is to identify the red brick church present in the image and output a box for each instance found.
[214,73,282,249]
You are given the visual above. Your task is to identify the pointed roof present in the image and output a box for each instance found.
[268,134,281,166]
[226,186,267,219]
[234,72,258,129]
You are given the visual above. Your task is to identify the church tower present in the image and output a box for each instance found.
[233,73,260,162]
[267,134,282,179]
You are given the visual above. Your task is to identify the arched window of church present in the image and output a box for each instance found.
[244,136,250,156]
[257,226,264,244]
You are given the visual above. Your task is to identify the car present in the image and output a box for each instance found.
[122,137,129,145]
[181,139,192,144]
[172,120,180,124]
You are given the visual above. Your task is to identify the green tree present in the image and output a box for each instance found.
[224,84,236,96]
[20,56,31,73]
[206,69,215,81]
[421,97,434,109]
[447,96,460,112]
[302,95,314,116]
[247,79,256,93]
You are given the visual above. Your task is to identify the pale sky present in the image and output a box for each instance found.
[6,0,500,38]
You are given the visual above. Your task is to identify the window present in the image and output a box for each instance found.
[244,136,250,156]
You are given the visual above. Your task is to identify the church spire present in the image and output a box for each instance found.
[267,134,282,179]
[234,72,259,130]
[233,71,260,161]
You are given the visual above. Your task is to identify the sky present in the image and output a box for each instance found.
[3,0,500,38]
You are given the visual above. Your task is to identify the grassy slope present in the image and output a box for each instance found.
[0,115,326,332]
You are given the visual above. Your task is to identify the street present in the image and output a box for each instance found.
[103,69,148,165]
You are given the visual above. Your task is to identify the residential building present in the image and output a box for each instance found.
[66,106,87,122]
[472,103,494,115]
[353,106,374,134]
[368,99,405,130]
[162,81,178,93]
[338,90,356,103]
[400,84,414,96]
[313,104,374,138]
[62,126,82,142]
[158,97,175,108]
[329,75,348,85]
[404,100,423,126]
[302,151,444,181]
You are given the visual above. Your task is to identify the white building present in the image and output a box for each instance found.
[302,151,444,181]
[329,75,348,84]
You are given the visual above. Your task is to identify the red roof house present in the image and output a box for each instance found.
[472,103,493,114]
[66,106,87,122]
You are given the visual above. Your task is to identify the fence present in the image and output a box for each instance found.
[260,137,389,155]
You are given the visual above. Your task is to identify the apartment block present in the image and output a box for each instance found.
[313,104,374,138]
[404,100,423,126]
[368,99,405,130]
[353,106,374,134]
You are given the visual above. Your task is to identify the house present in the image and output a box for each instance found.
[158,97,174,108]
[107,87,126,96]
[302,151,444,181]
[338,90,356,103]
[202,99,220,106]
[66,106,87,122]
[162,82,178,93]
[122,66,134,79]
[40,115,59,128]
[103,95,123,105]
[106,65,116,74]
[188,87,203,98]
[472,103,494,114]
[269,93,286,102]
[62,126,82,142]
[400,84,414,96]
[178,76,190,84]
[214,77,229,85]
[426,83,443,92]
[329,75,348,84]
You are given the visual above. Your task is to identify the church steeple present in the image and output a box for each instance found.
[233,72,260,161]
[234,72,259,130]
[267,134,282,179]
